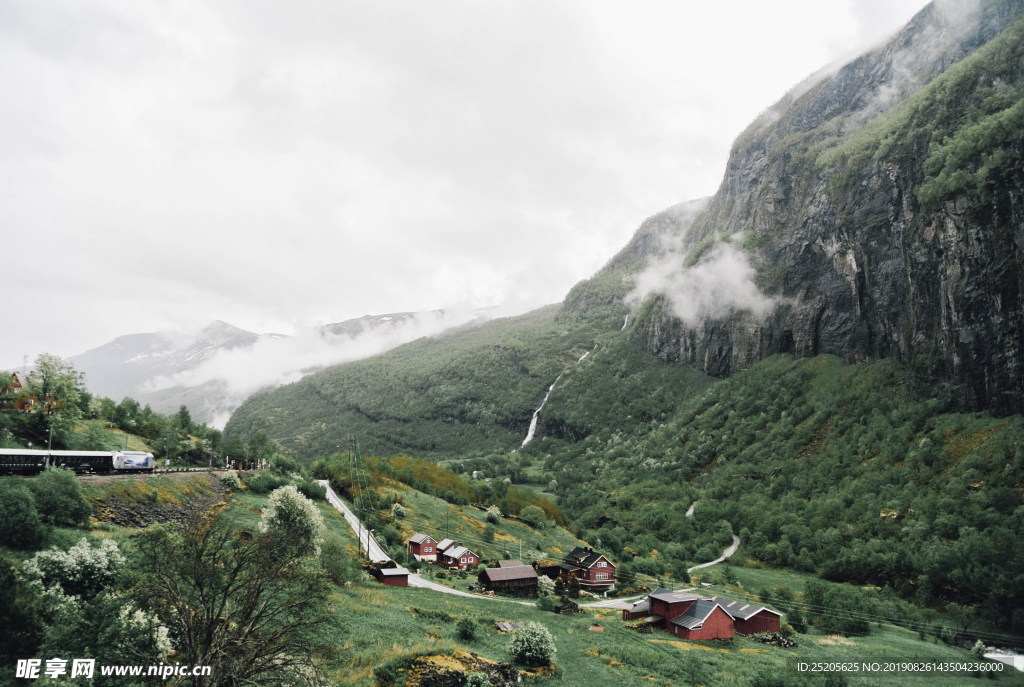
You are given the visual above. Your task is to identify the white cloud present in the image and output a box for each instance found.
[0,0,931,367]
[630,240,777,327]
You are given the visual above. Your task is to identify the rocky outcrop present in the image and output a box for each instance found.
[627,0,1024,414]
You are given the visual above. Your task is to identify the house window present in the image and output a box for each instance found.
[596,573,609,581]
[461,557,468,563]
[423,547,432,552]
[597,561,607,567]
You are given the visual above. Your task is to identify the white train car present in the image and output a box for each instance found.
[0,448,156,475]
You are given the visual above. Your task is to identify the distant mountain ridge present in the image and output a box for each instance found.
[67,310,491,426]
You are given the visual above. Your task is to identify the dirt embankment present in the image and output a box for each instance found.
[87,472,226,528]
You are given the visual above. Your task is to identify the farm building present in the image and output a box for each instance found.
[407,533,438,561]
[709,596,782,635]
[669,599,735,640]
[622,588,781,639]
[371,566,410,587]
[556,547,616,591]
[478,564,538,596]
[438,544,480,570]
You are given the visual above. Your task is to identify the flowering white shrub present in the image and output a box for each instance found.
[21,538,124,602]
[485,505,502,524]
[259,485,325,557]
[21,537,175,662]
[508,621,556,666]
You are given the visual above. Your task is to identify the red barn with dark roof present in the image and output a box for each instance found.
[670,600,734,640]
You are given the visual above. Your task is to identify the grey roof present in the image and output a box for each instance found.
[649,590,707,604]
[482,565,538,582]
[628,599,651,614]
[564,546,612,569]
[436,538,455,551]
[378,567,410,576]
[442,545,477,560]
[707,596,779,620]
[670,599,722,630]
[498,559,524,568]
[408,533,435,544]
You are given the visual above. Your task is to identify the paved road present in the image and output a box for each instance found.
[320,480,392,564]
[408,574,534,605]
[687,535,740,574]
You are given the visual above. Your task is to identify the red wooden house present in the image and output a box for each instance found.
[438,544,480,570]
[669,599,734,640]
[407,533,438,561]
[558,547,616,591]
[624,588,780,640]
[1,372,34,411]
[709,596,782,635]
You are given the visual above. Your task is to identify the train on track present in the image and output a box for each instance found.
[0,448,157,475]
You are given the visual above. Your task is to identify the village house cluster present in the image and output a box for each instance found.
[406,533,617,596]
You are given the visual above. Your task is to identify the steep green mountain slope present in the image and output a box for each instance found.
[626,0,1024,415]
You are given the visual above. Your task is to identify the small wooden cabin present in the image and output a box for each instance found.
[478,564,538,596]
[372,566,410,587]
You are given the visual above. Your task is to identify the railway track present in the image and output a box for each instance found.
[75,468,220,482]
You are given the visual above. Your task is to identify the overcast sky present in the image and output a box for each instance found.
[1,0,932,367]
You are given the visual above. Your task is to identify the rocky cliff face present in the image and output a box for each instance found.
[627,0,1024,414]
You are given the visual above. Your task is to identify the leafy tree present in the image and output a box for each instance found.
[0,559,43,666]
[26,466,91,527]
[80,422,115,451]
[248,431,276,465]
[508,621,556,667]
[175,404,194,433]
[132,514,335,687]
[26,354,84,423]
[320,532,361,586]
[0,482,47,549]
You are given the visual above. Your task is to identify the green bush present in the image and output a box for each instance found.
[245,470,287,494]
[320,532,361,585]
[27,467,91,527]
[518,505,547,529]
[0,483,47,549]
[465,672,491,687]
[456,617,477,640]
[296,479,326,501]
